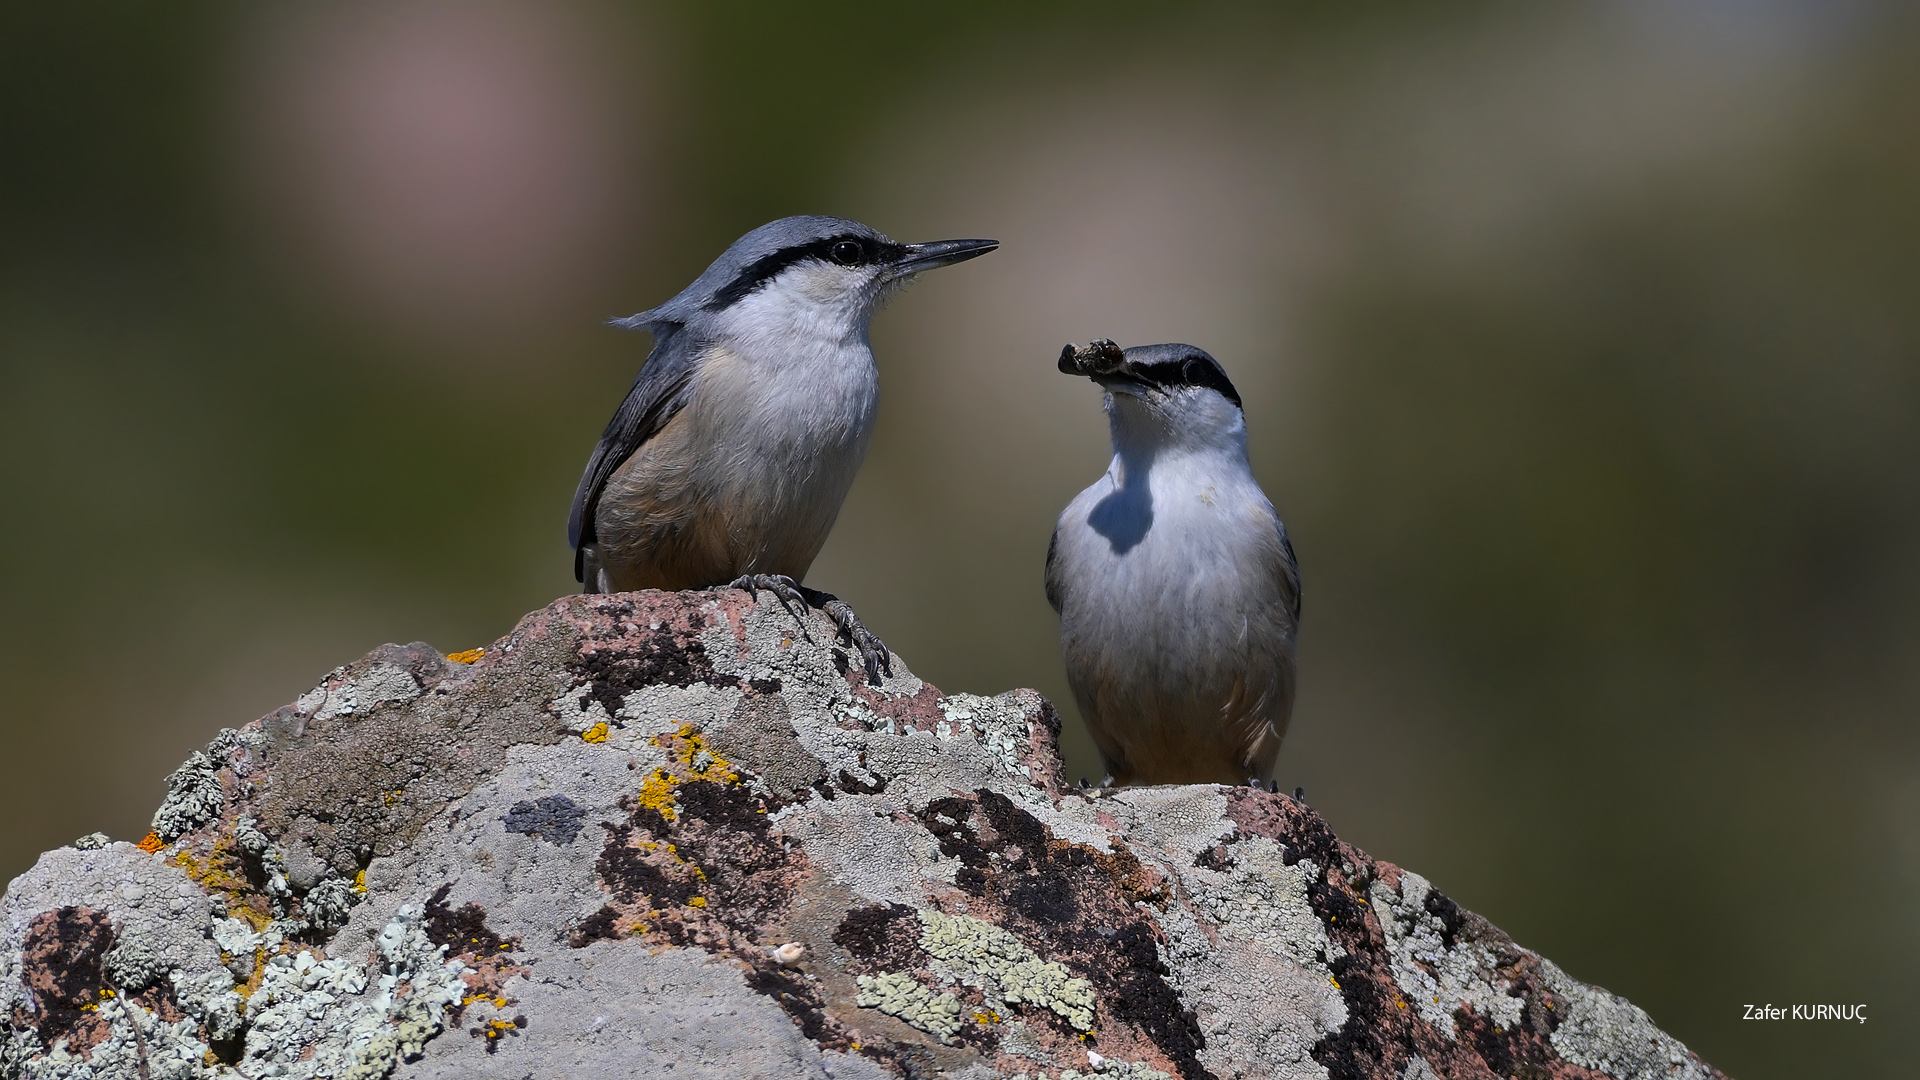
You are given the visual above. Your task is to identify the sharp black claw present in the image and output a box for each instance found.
[1294,786,1306,802]
[819,597,889,686]
[1268,779,1279,794]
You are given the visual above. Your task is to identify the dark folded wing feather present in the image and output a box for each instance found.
[1043,527,1065,613]
[567,323,700,581]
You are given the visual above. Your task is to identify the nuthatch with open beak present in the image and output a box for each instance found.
[569,217,997,680]
[1047,340,1301,786]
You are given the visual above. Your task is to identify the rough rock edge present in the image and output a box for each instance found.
[1,591,1728,1080]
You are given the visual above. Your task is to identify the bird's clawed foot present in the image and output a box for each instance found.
[726,573,809,620]
[722,576,891,686]
[817,594,892,686]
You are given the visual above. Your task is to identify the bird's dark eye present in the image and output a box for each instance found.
[829,239,864,266]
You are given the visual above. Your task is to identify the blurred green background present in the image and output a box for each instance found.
[2,2,1914,1075]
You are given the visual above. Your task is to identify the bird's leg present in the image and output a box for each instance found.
[799,587,892,686]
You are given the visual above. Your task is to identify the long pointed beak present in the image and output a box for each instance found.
[891,237,998,275]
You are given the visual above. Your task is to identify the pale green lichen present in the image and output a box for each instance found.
[918,910,1095,1031]
[854,972,963,1041]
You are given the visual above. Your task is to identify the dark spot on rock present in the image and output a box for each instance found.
[919,797,990,869]
[830,649,850,676]
[743,965,847,1049]
[424,884,517,959]
[569,624,738,718]
[955,866,988,894]
[15,907,114,1047]
[835,769,887,795]
[570,904,622,947]
[1193,845,1233,871]
[1423,887,1466,951]
[502,794,585,845]
[831,904,922,974]
[1006,870,1078,925]
[748,677,782,694]
[594,826,695,909]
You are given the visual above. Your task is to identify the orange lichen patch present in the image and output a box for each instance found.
[136,831,165,853]
[581,721,610,744]
[446,648,486,664]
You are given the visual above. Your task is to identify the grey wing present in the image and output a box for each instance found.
[567,324,700,582]
[1276,520,1302,625]
[1044,526,1065,614]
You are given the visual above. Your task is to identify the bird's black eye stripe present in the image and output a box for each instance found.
[704,233,908,310]
[1130,355,1243,408]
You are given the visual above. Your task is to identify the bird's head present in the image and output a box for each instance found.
[613,216,996,342]
[1059,339,1246,450]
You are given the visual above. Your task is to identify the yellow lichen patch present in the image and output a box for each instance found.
[688,896,707,908]
[384,788,404,807]
[446,648,486,664]
[581,721,610,744]
[478,1018,518,1048]
[352,869,368,895]
[632,724,741,823]
[234,948,270,1000]
[636,769,680,821]
[136,831,164,853]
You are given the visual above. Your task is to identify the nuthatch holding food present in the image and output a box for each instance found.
[569,216,996,680]
[1046,340,1301,786]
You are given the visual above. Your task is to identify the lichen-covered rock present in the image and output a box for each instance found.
[1,591,1729,1080]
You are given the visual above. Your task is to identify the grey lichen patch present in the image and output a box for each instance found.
[1538,958,1718,1080]
[295,657,429,724]
[102,927,167,992]
[854,971,964,1041]
[1368,870,1522,1035]
[1187,837,1341,972]
[70,833,110,851]
[152,740,230,842]
[300,876,363,933]
[23,996,207,1080]
[919,910,1095,1031]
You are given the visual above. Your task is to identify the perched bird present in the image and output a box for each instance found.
[569,216,996,679]
[1046,340,1301,786]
